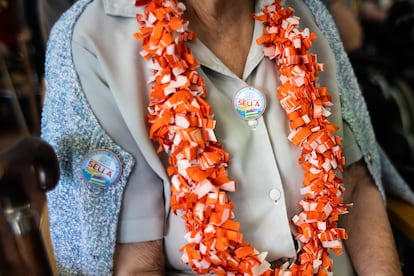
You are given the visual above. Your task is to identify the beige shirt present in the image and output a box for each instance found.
[72,0,360,274]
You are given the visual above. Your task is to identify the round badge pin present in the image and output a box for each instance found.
[233,86,266,121]
[81,149,122,188]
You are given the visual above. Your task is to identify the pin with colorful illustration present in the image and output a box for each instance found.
[233,86,266,128]
[81,149,122,188]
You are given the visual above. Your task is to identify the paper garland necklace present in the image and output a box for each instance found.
[134,0,350,275]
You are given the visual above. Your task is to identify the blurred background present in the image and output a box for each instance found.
[0,0,43,148]
[0,0,413,274]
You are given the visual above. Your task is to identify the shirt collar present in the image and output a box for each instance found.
[103,0,144,17]
[102,0,281,79]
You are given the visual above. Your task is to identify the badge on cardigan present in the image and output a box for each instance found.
[81,149,122,188]
[233,86,266,128]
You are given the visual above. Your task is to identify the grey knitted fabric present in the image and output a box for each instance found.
[41,0,134,274]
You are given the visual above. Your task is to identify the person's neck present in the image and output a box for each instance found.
[183,0,255,78]
[183,0,254,28]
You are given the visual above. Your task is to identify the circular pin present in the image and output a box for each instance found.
[81,149,122,188]
[233,86,266,121]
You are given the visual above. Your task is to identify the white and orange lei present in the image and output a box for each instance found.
[134,0,350,275]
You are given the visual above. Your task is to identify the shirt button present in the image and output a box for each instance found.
[269,188,281,203]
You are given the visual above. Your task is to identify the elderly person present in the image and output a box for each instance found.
[42,0,414,275]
